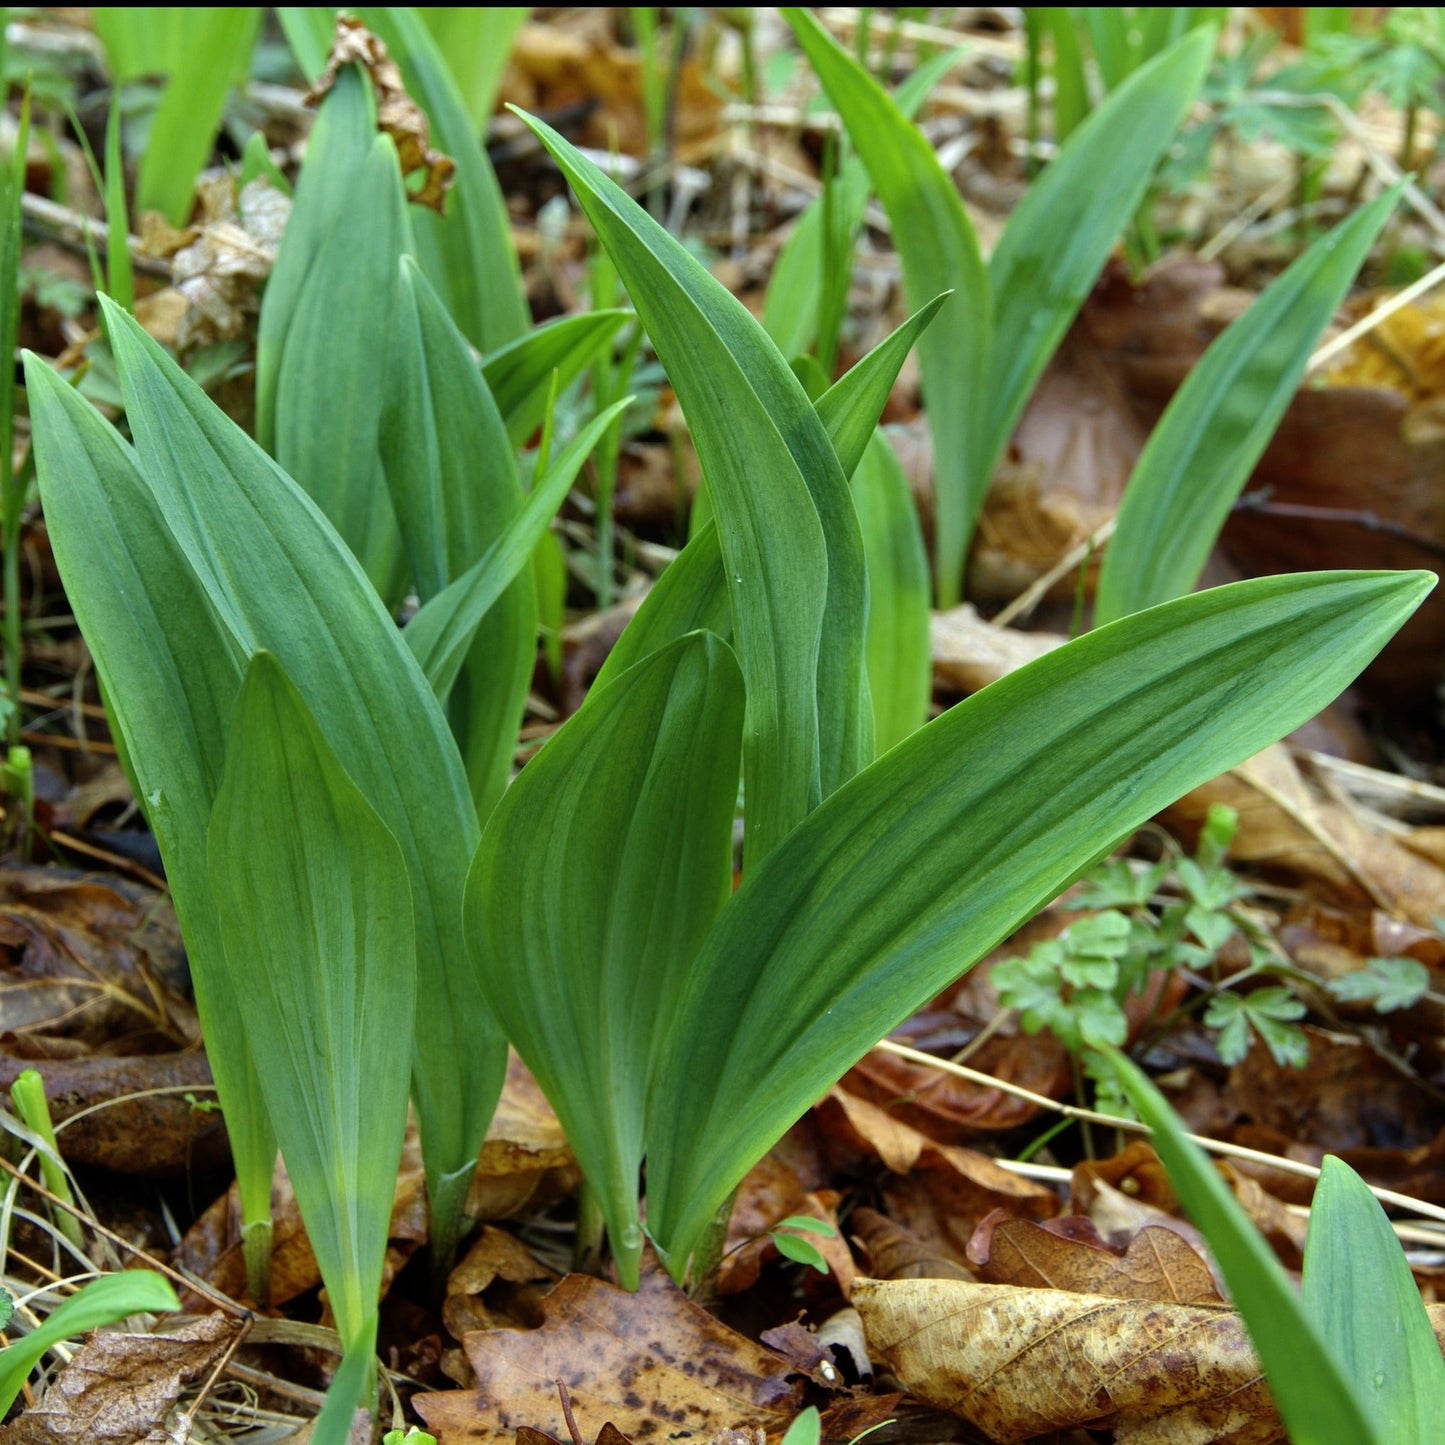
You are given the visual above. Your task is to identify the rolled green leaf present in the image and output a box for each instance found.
[1095,186,1400,622]
[517,107,867,862]
[852,431,931,753]
[645,569,1433,1275]
[466,632,745,1289]
[1108,1054,1380,1445]
[383,257,535,817]
[210,652,413,1410]
[1304,1156,1445,1441]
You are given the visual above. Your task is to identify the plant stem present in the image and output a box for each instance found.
[427,1163,476,1285]
[9,1069,85,1254]
[574,1180,606,1276]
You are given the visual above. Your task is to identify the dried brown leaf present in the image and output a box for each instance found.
[470,1050,580,1220]
[0,1313,241,1444]
[307,14,455,213]
[444,1226,558,1338]
[966,1213,1223,1304]
[416,1269,803,1443]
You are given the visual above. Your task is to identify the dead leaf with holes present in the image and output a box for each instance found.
[414,1267,803,1443]
[0,1313,242,1444]
[854,1276,1445,1444]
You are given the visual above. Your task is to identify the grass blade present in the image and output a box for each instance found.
[1304,1156,1445,1441]
[1095,186,1399,622]
[1108,1053,1381,1445]
[466,632,744,1289]
[418,7,528,131]
[645,569,1433,1274]
[209,653,412,1404]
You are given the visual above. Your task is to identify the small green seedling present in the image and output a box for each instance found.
[770,1216,838,1275]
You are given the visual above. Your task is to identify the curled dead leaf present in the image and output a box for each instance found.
[307,14,455,213]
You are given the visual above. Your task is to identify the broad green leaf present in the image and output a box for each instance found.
[358,7,530,353]
[814,293,949,483]
[383,257,534,817]
[23,358,276,1261]
[985,29,1212,476]
[94,299,497,1269]
[645,569,1433,1274]
[785,7,988,611]
[482,309,631,448]
[0,1271,179,1414]
[404,397,632,704]
[592,523,732,693]
[466,632,744,1290]
[1304,1155,1445,1442]
[419,6,528,131]
[1095,187,1398,622]
[762,47,961,361]
[519,109,866,862]
[210,653,413,1365]
[1033,8,1090,139]
[852,432,931,753]
[1108,1053,1381,1445]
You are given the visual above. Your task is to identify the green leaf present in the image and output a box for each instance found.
[0,1271,180,1414]
[209,652,412,1365]
[984,28,1213,489]
[1034,8,1091,139]
[465,632,745,1289]
[518,107,868,862]
[644,569,1433,1275]
[785,7,988,609]
[814,293,949,484]
[779,1407,820,1445]
[776,1215,838,1236]
[419,6,527,131]
[1204,987,1308,1067]
[851,432,931,753]
[1327,956,1431,1012]
[382,256,534,817]
[357,6,529,353]
[1106,1052,1382,1445]
[482,310,632,449]
[773,1233,830,1273]
[404,397,632,706]
[255,67,405,601]
[23,357,276,1250]
[1304,1155,1445,1441]
[1095,186,1399,622]
[85,299,498,1268]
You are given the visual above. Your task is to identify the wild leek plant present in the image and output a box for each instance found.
[1109,1052,1445,1445]
[463,111,1433,1288]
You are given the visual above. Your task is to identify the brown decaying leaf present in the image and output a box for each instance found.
[443,1225,558,1339]
[307,14,455,213]
[849,1207,973,1284]
[414,1268,803,1443]
[966,1212,1223,1305]
[0,1313,241,1444]
[469,1050,580,1220]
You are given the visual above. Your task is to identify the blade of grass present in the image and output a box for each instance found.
[645,569,1434,1274]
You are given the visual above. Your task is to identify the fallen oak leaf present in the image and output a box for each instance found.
[853,1276,1445,1444]
[965,1212,1223,1304]
[415,1268,803,1444]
